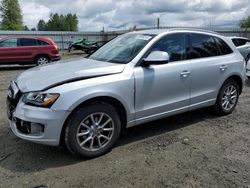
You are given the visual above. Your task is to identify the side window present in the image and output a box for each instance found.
[237,39,247,46]
[19,38,38,46]
[150,34,186,62]
[232,39,240,47]
[214,37,233,55]
[187,33,219,59]
[0,38,18,47]
[37,40,49,46]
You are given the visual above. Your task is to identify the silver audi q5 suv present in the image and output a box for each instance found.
[7,29,245,158]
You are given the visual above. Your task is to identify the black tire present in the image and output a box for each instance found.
[68,47,72,53]
[246,54,250,64]
[64,102,121,158]
[247,76,250,80]
[36,55,50,66]
[214,79,239,116]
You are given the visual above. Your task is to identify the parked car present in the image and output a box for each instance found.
[7,29,245,158]
[0,36,60,65]
[246,59,250,79]
[68,38,101,54]
[229,36,250,63]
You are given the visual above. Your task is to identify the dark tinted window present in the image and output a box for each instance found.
[214,37,233,55]
[37,40,49,45]
[0,38,18,47]
[150,34,186,62]
[187,34,219,59]
[19,38,38,46]
[232,38,248,47]
[238,39,248,46]
[232,38,240,46]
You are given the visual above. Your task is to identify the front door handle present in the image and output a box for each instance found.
[180,71,190,78]
[220,65,228,71]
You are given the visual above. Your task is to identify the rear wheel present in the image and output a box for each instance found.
[36,55,50,66]
[64,102,121,158]
[214,79,239,116]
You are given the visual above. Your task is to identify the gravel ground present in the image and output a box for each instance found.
[0,62,250,188]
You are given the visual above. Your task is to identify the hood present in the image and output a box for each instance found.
[16,58,125,92]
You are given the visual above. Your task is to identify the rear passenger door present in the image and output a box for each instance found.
[188,33,233,109]
[16,38,39,62]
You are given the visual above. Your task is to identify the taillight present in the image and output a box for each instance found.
[54,44,59,51]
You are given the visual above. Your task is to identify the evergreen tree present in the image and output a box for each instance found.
[0,0,23,30]
[37,19,47,31]
[37,13,78,31]
[24,25,29,31]
[240,16,250,28]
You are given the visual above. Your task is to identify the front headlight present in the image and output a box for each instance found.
[23,92,60,108]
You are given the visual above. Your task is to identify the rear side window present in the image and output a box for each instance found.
[0,38,18,47]
[232,38,248,47]
[19,38,38,46]
[238,39,248,46]
[232,39,240,46]
[187,33,219,59]
[214,37,233,55]
[37,40,49,46]
[150,33,186,62]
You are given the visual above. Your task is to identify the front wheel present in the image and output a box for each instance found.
[214,79,239,116]
[64,103,121,158]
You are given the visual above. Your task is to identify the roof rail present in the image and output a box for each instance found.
[166,27,220,35]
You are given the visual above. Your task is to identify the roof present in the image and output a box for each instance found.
[228,36,249,40]
[0,36,53,43]
[131,28,221,36]
[0,36,52,40]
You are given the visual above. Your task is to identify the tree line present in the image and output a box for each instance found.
[37,14,78,31]
[0,0,78,31]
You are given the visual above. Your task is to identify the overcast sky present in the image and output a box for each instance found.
[19,0,250,31]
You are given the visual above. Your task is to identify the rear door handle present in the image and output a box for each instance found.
[220,65,228,71]
[180,71,190,78]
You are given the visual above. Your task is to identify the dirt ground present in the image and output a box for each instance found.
[0,59,250,188]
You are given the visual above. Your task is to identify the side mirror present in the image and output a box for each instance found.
[143,51,169,66]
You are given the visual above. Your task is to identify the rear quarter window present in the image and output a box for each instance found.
[37,40,50,46]
[214,37,233,55]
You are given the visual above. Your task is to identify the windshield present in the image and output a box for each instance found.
[89,33,155,64]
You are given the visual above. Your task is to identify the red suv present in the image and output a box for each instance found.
[0,36,61,65]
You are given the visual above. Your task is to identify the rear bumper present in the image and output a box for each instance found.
[51,55,61,62]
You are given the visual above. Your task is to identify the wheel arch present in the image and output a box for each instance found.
[34,54,51,62]
[222,74,243,94]
[60,96,128,145]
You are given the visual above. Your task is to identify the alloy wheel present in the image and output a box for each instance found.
[37,57,50,65]
[221,85,238,111]
[76,112,114,152]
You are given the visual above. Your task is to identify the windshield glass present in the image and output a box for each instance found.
[89,33,155,64]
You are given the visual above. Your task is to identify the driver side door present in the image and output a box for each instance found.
[134,33,191,124]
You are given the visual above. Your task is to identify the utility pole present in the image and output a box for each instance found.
[157,17,160,29]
